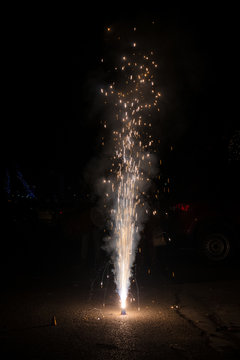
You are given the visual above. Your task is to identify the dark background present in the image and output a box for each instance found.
[1,9,240,359]
[2,5,239,187]
[1,5,239,277]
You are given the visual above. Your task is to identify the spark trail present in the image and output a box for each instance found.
[101,31,160,311]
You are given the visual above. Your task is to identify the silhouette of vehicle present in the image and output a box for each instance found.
[159,197,240,261]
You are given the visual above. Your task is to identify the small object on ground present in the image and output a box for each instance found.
[121,309,127,315]
[51,316,57,326]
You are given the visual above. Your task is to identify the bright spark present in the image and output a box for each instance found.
[101,42,160,311]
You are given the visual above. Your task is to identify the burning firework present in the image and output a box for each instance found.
[100,26,160,312]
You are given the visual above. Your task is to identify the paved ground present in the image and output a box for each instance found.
[0,251,240,360]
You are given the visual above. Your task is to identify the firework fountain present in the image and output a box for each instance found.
[100,27,160,313]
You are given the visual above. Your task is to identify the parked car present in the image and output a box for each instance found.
[155,195,240,262]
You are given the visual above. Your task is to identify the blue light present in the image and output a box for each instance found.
[16,170,36,199]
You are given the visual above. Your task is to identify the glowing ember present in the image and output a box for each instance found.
[101,28,160,310]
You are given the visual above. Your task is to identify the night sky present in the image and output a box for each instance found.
[3,6,238,195]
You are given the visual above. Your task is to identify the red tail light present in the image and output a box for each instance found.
[174,203,190,212]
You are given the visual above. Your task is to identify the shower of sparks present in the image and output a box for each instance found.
[100,30,161,310]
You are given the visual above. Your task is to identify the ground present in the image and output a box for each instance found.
[0,250,240,360]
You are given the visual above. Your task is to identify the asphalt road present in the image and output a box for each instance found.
[0,251,240,360]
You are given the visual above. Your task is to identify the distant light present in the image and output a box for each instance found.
[175,203,190,212]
